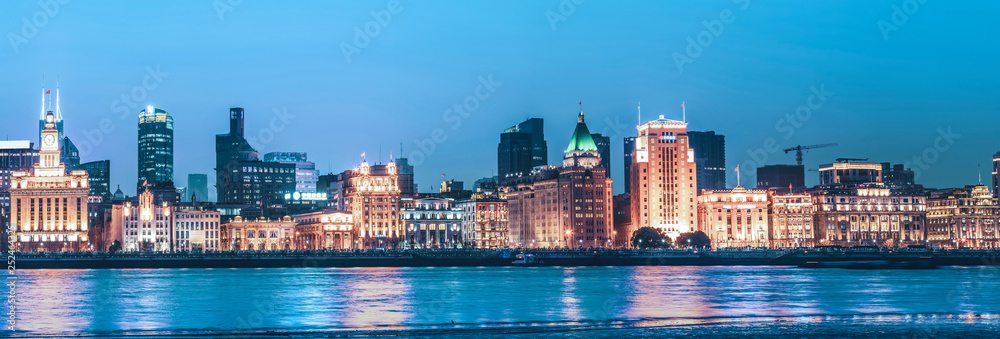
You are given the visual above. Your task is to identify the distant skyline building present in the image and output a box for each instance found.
[395,156,416,196]
[38,85,64,144]
[61,137,79,173]
[629,115,698,237]
[591,133,611,178]
[687,131,725,191]
[78,160,111,200]
[994,151,1000,198]
[818,162,882,186]
[137,105,174,192]
[757,165,805,192]
[623,136,635,192]
[881,163,917,190]
[0,140,38,213]
[215,107,258,201]
[264,152,319,193]
[498,118,547,183]
[187,174,208,202]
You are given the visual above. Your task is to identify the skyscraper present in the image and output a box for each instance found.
[994,151,1000,198]
[78,160,111,200]
[629,115,698,238]
[264,152,319,193]
[61,137,80,172]
[137,106,174,192]
[623,136,635,192]
[216,107,257,200]
[188,174,209,202]
[0,141,38,214]
[687,131,725,190]
[591,133,611,177]
[756,164,805,192]
[395,156,416,196]
[498,118,547,182]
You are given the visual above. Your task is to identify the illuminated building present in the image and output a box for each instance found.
[137,106,174,192]
[173,209,221,252]
[506,112,614,248]
[401,196,464,249]
[927,185,998,249]
[220,160,296,208]
[458,191,508,249]
[811,186,927,246]
[220,216,296,251]
[10,112,90,252]
[818,162,882,186]
[78,160,111,200]
[498,118,548,183]
[0,140,38,213]
[697,187,769,248]
[629,115,698,237]
[292,210,353,250]
[881,163,916,190]
[688,131,726,190]
[768,192,815,248]
[344,159,402,249]
[994,151,1000,198]
[440,180,464,193]
[264,152,319,193]
[113,187,173,252]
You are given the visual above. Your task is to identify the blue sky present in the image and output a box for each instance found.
[1,0,998,198]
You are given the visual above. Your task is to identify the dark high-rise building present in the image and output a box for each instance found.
[78,160,111,200]
[38,85,64,144]
[0,140,38,214]
[219,160,296,207]
[881,163,916,189]
[591,133,611,177]
[137,105,174,192]
[264,152,318,193]
[216,107,258,201]
[623,137,635,192]
[994,151,1000,198]
[498,118,547,182]
[688,131,726,190]
[395,156,416,196]
[61,137,80,172]
[756,165,805,192]
[188,174,209,202]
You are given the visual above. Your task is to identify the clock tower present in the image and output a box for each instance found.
[36,111,65,177]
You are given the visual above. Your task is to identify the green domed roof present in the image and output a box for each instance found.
[565,112,599,153]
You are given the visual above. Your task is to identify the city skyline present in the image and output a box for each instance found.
[2,1,998,197]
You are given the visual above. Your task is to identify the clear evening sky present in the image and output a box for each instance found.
[1,1,998,199]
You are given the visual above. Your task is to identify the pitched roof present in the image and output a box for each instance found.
[564,112,599,153]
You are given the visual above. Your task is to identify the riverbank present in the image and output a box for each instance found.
[10,248,1000,269]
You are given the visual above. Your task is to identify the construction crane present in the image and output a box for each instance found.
[783,143,838,166]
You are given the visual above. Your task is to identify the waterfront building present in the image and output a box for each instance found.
[291,210,353,250]
[0,140,38,214]
[506,112,614,248]
[697,186,770,248]
[137,106,174,192]
[498,118,547,183]
[401,196,464,249]
[768,192,816,248]
[114,186,173,252]
[215,107,258,201]
[173,209,221,252]
[756,165,805,193]
[10,112,90,252]
[187,174,208,202]
[458,190,508,249]
[343,159,402,249]
[927,185,999,249]
[612,193,630,247]
[591,133,611,179]
[78,160,111,200]
[264,152,319,193]
[629,115,698,237]
[810,186,927,246]
[818,162,882,186]
[688,131,726,191]
[220,216,296,251]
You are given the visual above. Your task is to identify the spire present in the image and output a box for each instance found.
[564,110,598,154]
[56,76,62,121]
[40,76,46,119]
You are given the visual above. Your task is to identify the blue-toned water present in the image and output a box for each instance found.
[5,266,1000,336]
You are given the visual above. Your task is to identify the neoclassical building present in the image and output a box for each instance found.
[10,112,90,252]
[629,115,698,238]
[768,192,816,248]
[927,185,999,249]
[458,191,509,249]
[112,187,173,252]
[400,196,464,249]
[697,186,770,248]
[173,209,221,252]
[811,186,927,246]
[291,209,353,250]
[346,159,402,249]
[221,216,296,251]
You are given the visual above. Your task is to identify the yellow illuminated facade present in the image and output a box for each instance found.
[812,187,927,246]
[347,159,402,249]
[114,187,173,252]
[221,216,296,251]
[292,210,354,250]
[630,115,698,237]
[10,112,90,252]
[769,192,815,248]
[697,187,769,248]
[927,185,999,249]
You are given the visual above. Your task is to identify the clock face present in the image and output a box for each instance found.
[44,135,55,146]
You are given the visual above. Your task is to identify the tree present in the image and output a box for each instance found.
[108,240,122,253]
[631,227,670,249]
[676,231,711,249]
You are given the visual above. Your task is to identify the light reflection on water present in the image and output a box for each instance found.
[4,266,999,334]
